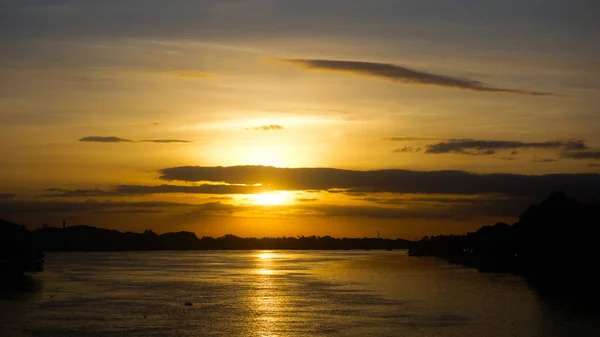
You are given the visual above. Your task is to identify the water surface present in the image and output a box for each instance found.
[1,251,597,336]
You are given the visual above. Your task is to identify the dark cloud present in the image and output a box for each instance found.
[80,137,191,144]
[532,158,559,163]
[284,59,558,96]
[140,139,192,143]
[115,184,267,195]
[158,166,600,199]
[0,193,16,199]
[246,125,284,131]
[41,184,269,197]
[0,199,248,217]
[0,197,523,221]
[511,150,519,155]
[590,163,600,167]
[40,188,123,198]
[185,201,239,216]
[394,146,421,153]
[208,196,234,201]
[563,151,600,160]
[0,200,188,214]
[426,139,586,155]
[301,198,527,220]
[79,136,133,143]
[296,198,319,202]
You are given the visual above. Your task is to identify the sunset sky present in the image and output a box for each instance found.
[1,1,599,238]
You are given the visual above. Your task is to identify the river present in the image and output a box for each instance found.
[0,250,597,336]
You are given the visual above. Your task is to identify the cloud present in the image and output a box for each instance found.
[532,157,559,163]
[0,200,189,214]
[0,199,246,217]
[115,184,267,195]
[300,198,528,220]
[79,136,133,143]
[79,136,192,144]
[158,165,600,199]
[425,139,587,155]
[246,125,284,131]
[0,197,524,221]
[0,193,16,199]
[296,198,319,202]
[590,163,600,167]
[185,201,239,216]
[394,146,421,153]
[40,184,269,197]
[40,188,123,197]
[283,59,558,96]
[563,151,600,160]
[208,196,234,201]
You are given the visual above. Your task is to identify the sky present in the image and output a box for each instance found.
[1,0,599,238]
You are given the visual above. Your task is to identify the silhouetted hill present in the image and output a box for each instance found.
[1,219,44,275]
[409,191,600,295]
[27,225,412,251]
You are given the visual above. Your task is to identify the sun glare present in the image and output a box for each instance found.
[257,251,275,259]
[250,191,290,205]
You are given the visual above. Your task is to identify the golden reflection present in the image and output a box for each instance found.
[252,250,285,336]
[256,268,276,275]
[257,251,275,260]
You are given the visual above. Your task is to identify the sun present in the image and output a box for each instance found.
[250,191,290,205]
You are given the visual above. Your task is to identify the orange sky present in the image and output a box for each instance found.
[1,1,599,238]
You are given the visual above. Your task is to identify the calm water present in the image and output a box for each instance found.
[0,250,597,336]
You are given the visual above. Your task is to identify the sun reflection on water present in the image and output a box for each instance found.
[252,250,286,336]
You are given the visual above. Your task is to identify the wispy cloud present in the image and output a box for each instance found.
[394,146,421,153]
[563,151,600,160]
[296,198,319,202]
[0,198,526,221]
[115,184,267,195]
[0,193,16,199]
[245,125,284,131]
[79,136,192,144]
[532,157,559,163]
[0,199,204,215]
[425,139,586,156]
[208,196,234,201]
[40,188,123,198]
[283,59,559,96]
[40,184,269,197]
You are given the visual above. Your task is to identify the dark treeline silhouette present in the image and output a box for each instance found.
[409,191,600,294]
[1,219,44,277]
[11,224,411,251]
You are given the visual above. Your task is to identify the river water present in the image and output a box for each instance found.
[0,250,597,336]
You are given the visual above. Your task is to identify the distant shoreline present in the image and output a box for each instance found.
[44,248,409,253]
[24,225,413,252]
